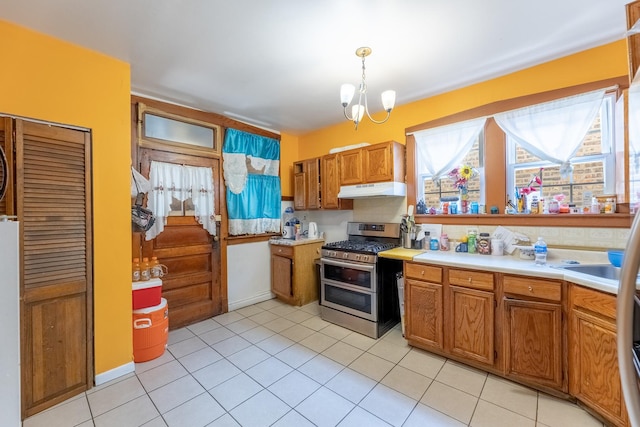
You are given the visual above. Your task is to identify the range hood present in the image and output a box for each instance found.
[338,181,407,199]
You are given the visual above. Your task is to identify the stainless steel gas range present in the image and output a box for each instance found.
[320,222,403,339]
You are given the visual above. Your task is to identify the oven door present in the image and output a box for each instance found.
[321,258,376,292]
[321,280,377,321]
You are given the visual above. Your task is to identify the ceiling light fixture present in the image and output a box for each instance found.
[340,47,396,129]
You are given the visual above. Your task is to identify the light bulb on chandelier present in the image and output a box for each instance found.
[340,47,396,130]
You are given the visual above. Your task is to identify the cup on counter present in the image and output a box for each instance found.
[491,239,504,256]
[455,242,468,253]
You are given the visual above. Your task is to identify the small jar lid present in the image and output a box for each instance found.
[479,232,490,237]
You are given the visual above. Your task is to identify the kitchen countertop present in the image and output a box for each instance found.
[269,237,325,246]
[380,247,624,295]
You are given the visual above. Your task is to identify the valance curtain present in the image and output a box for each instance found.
[223,128,281,235]
[494,89,605,177]
[413,117,487,181]
[146,161,216,240]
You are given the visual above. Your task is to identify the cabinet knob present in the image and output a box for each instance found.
[278,249,283,253]
[421,270,425,276]
[528,286,533,293]
[468,277,472,284]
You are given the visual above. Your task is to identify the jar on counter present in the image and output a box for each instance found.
[468,232,477,254]
[430,238,439,251]
[477,233,491,255]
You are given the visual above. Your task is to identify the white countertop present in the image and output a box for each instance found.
[410,249,623,295]
[269,237,325,246]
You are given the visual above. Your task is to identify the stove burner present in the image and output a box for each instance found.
[322,240,397,254]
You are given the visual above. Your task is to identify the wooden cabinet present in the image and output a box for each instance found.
[447,268,495,366]
[337,141,405,185]
[570,284,628,427]
[321,154,353,210]
[627,0,640,81]
[270,241,323,306]
[293,158,320,210]
[503,275,565,392]
[404,263,444,350]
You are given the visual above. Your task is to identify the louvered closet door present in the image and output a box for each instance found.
[16,120,93,418]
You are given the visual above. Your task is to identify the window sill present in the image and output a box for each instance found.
[225,233,280,245]
[416,213,634,228]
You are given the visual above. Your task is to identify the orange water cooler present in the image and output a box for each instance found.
[132,297,168,362]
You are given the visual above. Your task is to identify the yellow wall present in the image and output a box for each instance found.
[279,133,299,197]
[296,40,629,159]
[0,20,132,374]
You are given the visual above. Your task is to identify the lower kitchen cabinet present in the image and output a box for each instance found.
[570,284,628,427]
[447,268,495,367]
[503,275,565,392]
[270,241,323,306]
[404,263,444,350]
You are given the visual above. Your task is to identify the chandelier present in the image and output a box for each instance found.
[340,47,396,129]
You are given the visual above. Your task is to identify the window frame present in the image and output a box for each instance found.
[404,76,633,228]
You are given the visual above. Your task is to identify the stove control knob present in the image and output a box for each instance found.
[355,254,361,261]
[343,253,349,259]
[362,255,369,262]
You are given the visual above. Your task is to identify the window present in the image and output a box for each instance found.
[419,134,484,209]
[506,92,615,206]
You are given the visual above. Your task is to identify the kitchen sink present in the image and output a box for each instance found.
[561,264,621,281]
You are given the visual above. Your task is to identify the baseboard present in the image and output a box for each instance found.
[228,291,274,312]
[95,361,135,386]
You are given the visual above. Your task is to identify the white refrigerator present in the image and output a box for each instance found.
[0,220,20,426]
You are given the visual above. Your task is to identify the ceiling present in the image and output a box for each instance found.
[1,0,632,134]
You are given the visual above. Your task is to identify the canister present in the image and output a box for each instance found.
[477,233,491,255]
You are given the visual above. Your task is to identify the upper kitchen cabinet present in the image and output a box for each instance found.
[338,141,405,185]
[321,154,353,210]
[293,158,321,210]
[627,0,640,81]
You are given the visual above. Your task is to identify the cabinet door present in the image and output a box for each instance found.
[504,299,564,391]
[338,149,363,185]
[321,154,340,209]
[271,254,293,300]
[294,172,306,210]
[363,142,393,183]
[306,158,320,209]
[448,286,494,366]
[570,309,626,426]
[405,279,444,350]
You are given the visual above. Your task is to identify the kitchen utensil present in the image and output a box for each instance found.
[308,222,319,239]
[282,225,295,239]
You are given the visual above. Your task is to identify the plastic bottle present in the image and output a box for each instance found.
[534,237,548,266]
[468,232,477,254]
[440,233,449,251]
[150,256,161,278]
[141,257,151,281]
[132,258,141,282]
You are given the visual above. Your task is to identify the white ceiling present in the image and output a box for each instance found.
[1,0,632,134]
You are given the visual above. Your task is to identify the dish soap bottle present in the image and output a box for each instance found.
[534,237,547,266]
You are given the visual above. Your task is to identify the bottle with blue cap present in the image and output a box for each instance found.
[534,236,547,265]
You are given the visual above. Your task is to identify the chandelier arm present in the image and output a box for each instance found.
[343,106,353,121]
[364,109,392,125]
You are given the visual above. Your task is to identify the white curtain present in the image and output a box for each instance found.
[413,117,487,180]
[146,161,216,240]
[629,84,640,154]
[494,89,605,177]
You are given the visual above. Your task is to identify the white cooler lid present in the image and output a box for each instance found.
[132,297,167,314]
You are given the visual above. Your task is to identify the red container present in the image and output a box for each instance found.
[132,278,162,309]
[133,298,168,363]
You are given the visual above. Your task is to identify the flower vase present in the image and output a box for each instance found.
[459,186,469,214]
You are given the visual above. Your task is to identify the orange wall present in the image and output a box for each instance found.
[0,20,132,375]
[279,133,299,197]
[294,40,629,160]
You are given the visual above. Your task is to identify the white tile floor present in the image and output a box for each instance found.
[24,298,606,427]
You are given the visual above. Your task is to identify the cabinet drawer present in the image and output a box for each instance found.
[449,269,494,291]
[503,276,561,302]
[271,245,294,258]
[405,262,442,283]
[571,283,617,320]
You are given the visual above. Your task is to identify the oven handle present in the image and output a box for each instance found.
[321,278,375,295]
[321,257,376,272]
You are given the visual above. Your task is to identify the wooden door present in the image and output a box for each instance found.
[338,149,363,185]
[139,148,222,329]
[504,299,563,390]
[271,252,293,301]
[405,279,443,350]
[448,286,494,366]
[363,142,392,183]
[570,309,626,426]
[306,158,320,209]
[15,120,93,418]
